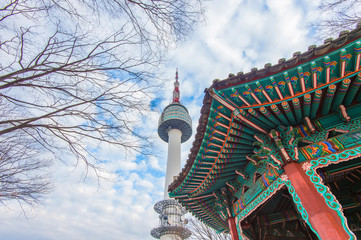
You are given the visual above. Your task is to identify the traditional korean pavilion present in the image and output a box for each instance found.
[168,24,361,240]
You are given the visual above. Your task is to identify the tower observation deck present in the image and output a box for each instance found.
[151,70,192,240]
[158,103,192,143]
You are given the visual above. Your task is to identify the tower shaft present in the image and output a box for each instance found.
[164,129,182,199]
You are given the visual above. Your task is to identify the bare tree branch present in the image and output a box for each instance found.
[188,218,231,240]
[0,0,205,207]
[313,0,361,39]
[0,141,51,207]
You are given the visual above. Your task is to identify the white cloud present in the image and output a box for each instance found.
[148,156,164,171]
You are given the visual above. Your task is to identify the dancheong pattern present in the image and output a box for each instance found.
[168,26,361,236]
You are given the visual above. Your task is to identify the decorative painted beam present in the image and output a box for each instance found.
[345,73,361,106]
[196,171,212,176]
[256,81,272,102]
[220,91,240,109]
[238,109,270,130]
[210,118,230,130]
[260,107,282,125]
[281,101,296,125]
[229,128,255,141]
[209,171,238,180]
[235,169,248,180]
[211,107,232,122]
[187,178,205,182]
[224,142,253,150]
[233,109,268,134]
[270,77,284,100]
[311,61,319,88]
[354,41,361,71]
[304,117,316,134]
[324,56,331,83]
[226,180,241,195]
[211,166,242,175]
[208,142,223,149]
[246,155,257,165]
[248,108,275,128]
[227,135,254,145]
[340,48,349,77]
[321,84,337,115]
[233,88,251,107]
[303,94,311,117]
[210,135,226,143]
[297,66,306,92]
[310,89,322,119]
[271,104,289,125]
[209,88,236,111]
[292,98,302,123]
[220,153,251,160]
[245,84,262,105]
[231,122,256,135]
[222,148,252,155]
[331,78,351,111]
[214,161,247,169]
[284,71,295,96]
[197,160,215,165]
[209,126,228,137]
[203,147,221,154]
[338,105,351,122]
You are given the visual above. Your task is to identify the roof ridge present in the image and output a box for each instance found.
[211,22,361,90]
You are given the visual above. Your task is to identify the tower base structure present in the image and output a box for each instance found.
[151,199,191,240]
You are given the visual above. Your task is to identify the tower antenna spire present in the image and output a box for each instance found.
[172,69,180,103]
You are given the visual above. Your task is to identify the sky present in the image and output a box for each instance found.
[0,0,333,239]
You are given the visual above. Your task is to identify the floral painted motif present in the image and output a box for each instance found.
[299,139,343,160]
[315,66,323,79]
[304,71,311,84]
[341,53,352,66]
[254,85,263,98]
[291,76,298,88]
[265,85,274,96]
[230,91,239,99]
[330,61,338,74]
[278,81,286,91]
[217,105,225,113]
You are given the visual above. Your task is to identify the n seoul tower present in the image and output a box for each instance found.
[151,71,192,240]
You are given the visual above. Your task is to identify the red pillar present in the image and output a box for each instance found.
[228,217,240,240]
[283,162,350,239]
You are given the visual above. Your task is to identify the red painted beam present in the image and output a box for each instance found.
[283,162,350,239]
[228,217,240,240]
